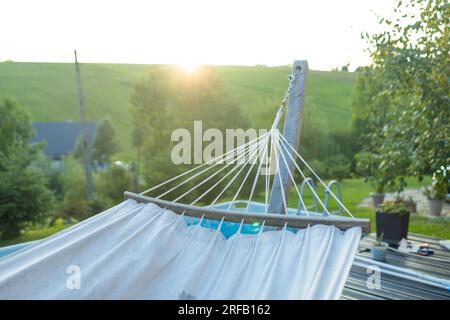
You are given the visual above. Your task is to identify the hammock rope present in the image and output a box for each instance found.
[244,133,271,212]
[137,66,354,219]
[278,132,354,218]
[271,131,310,216]
[271,131,289,214]
[190,136,267,206]
[272,130,331,216]
[139,132,266,196]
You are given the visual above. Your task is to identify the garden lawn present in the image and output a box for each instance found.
[0,220,75,248]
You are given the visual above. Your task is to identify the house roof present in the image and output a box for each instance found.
[31,121,96,158]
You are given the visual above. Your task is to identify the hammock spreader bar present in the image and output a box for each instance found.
[123,191,370,233]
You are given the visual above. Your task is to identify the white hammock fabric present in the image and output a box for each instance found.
[0,199,361,300]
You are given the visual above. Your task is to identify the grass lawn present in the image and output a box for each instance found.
[1,177,448,248]
[0,220,76,247]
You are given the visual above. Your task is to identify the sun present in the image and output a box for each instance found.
[179,62,200,73]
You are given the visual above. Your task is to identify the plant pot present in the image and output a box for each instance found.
[376,211,410,247]
[428,199,444,216]
[371,243,388,261]
[370,192,385,209]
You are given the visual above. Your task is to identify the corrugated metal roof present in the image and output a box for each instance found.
[343,233,450,300]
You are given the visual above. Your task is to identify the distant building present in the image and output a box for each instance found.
[31,121,96,160]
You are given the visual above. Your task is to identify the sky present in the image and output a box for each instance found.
[0,0,396,71]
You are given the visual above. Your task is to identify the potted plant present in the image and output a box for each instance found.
[376,200,410,247]
[423,166,448,216]
[371,233,388,261]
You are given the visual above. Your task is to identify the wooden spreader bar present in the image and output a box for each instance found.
[124,191,370,233]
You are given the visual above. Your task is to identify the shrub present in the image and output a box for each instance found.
[0,157,55,239]
[59,157,89,220]
[305,155,351,181]
[325,154,351,181]
[378,200,409,215]
[97,162,132,204]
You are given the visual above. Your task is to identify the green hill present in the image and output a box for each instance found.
[0,62,356,158]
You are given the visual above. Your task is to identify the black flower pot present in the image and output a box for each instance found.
[376,211,410,247]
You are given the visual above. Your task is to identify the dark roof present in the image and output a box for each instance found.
[31,121,96,158]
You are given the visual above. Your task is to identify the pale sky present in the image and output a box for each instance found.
[0,0,396,71]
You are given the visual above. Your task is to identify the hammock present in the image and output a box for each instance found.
[0,60,369,300]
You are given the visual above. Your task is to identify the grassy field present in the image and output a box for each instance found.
[0,177,448,247]
[0,62,356,159]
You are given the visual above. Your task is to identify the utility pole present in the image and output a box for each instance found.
[74,50,94,201]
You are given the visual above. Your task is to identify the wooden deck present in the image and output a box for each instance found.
[343,233,450,300]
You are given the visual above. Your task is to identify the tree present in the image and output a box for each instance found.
[58,156,112,221]
[341,63,350,72]
[0,97,54,239]
[363,0,449,176]
[130,126,146,192]
[97,163,132,204]
[130,66,249,202]
[351,66,391,153]
[92,118,119,166]
[351,67,404,190]
[73,135,84,160]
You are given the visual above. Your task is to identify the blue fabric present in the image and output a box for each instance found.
[0,241,37,258]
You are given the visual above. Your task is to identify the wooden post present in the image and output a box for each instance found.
[74,50,94,201]
[268,60,308,214]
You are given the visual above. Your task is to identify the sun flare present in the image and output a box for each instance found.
[179,62,200,73]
